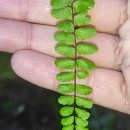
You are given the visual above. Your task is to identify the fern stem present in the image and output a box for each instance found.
[71,1,77,129]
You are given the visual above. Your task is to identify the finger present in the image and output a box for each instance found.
[11,50,130,114]
[0,0,127,34]
[0,18,120,70]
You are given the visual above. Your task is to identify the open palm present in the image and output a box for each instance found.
[0,0,130,114]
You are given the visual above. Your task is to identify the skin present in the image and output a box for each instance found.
[0,0,130,114]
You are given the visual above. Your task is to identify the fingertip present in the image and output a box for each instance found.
[11,50,24,76]
[11,50,58,91]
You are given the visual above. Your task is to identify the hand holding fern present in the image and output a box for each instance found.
[0,0,130,114]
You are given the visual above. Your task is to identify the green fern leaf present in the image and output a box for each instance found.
[76,125,88,130]
[60,106,74,116]
[51,0,97,129]
[76,58,96,71]
[74,13,91,26]
[51,0,73,9]
[75,108,90,120]
[57,21,74,33]
[77,44,98,55]
[51,7,72,20]
[56,72,75,82]
[77,0,95,9]
[58,84,74,93]
[75,117,88,127]
[58,96,74,105]
[62,125,74,130]
[55,44,75,57]
[76,84,93,95]
[76,27,96,40]
[76,97,93,109]
[61,116,74,126]
[73,1,88,13]
[55,32,75,45]
[76,71,89,79]
[55,59,75,70]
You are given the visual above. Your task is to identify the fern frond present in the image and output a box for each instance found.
[51,0,98,129]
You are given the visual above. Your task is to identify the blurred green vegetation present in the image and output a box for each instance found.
[0,52,16,80]
[0,52,130,130]
[0,52,16,97]
[90,107,116,130]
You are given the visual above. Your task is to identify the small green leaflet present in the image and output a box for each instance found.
[75,117,88,127]
[58,96,74,105]
[51,0,73,9]
[62,125,74,130]
[54,32,75,45]
[56,72,75,82]
[51,7,72,20]
[57,21,74,33]
[61,116,74,126]
[60,106,74,116]
[76,84,93,95]
[76,97,93,109]
[77,0,95,9]
[77,43,98,55]
[76,27,96,40]
[55,44,75,57]
[55,59,75,70]
[76,58,96,71]
[76,125,88,130]
[58,84,74,93]
[76,71,89,79]
[75,108,90,120]
[73,1,88,13]
[74,13,91,26]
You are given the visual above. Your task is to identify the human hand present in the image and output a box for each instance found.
[0,0,129,114]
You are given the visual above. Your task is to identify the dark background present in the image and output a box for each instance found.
[0,52,130,130]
